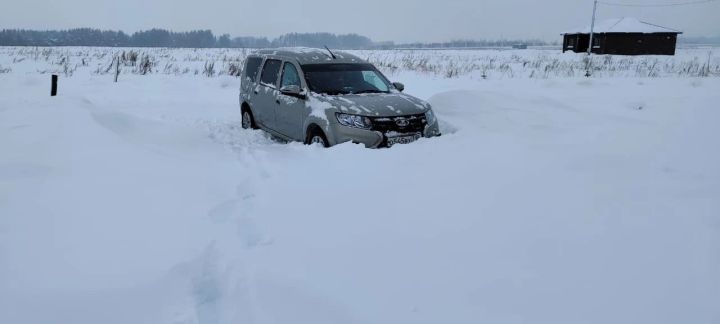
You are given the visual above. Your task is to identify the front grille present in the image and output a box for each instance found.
[370,113,427,135]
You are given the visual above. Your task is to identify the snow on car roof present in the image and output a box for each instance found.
[562,17,682,35]
[252,47,365,65]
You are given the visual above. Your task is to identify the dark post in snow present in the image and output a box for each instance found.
[114,58,120,83]
[51,74,58,96]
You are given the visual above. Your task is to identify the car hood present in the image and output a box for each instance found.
[308,92,431,117]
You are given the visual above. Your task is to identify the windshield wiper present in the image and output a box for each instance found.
[320,89,351,95]
[353,89,385,94]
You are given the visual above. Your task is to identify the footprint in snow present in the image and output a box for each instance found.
[206,193,272,248]
[191,244,222,324]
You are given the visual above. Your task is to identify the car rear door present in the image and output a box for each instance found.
[255,58,283,130]
[241,56,262,116]
[275,61,308,141]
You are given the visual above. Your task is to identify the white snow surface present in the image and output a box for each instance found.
[1,48,720,324]
[562,17,682,34]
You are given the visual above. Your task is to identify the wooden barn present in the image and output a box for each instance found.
[562,17,682,55]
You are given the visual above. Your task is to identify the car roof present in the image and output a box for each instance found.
[251,47,366,65]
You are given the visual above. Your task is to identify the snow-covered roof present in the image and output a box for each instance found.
[253,47,364,64]
[562,17,682,35]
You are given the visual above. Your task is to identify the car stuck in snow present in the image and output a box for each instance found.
[239,47,440,147]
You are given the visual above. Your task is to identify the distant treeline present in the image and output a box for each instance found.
[392,39,551,49]
[0,28,554,49]
[0,29,217,47]
[0,29,376,48]
[678,35,720,45]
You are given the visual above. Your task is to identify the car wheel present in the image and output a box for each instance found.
[305,127,329,147]
[241,108,258,129]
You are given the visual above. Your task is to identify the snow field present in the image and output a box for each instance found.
[1,46,719,79]
[1,48,719,324]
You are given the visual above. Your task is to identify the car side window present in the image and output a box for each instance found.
[361,71,389,92]
[280,62,301,88]
[244,57,262,81]
[260,59,282,88]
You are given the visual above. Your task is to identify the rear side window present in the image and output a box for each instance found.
[260,59,282,87]
[244,57,262,81]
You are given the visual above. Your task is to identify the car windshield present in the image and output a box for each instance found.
[302,63,392,95]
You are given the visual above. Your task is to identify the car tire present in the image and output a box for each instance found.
[305,126,329,147]
[241,107,258,130]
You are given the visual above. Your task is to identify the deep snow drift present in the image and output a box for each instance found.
[1,48,719,324]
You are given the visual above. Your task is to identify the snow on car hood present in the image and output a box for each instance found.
[307,92,431,117]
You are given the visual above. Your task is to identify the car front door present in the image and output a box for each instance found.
[255,58,282,130]
[275,61,307,141]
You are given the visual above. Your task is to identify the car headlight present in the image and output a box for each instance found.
[425,109,437,126]
[336,113,372,129]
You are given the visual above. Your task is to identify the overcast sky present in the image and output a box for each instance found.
[1,0,718,42]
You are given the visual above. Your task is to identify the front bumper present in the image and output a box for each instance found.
[327,120,441,148]
[327,122,384,148]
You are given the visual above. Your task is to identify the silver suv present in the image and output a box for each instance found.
[239,48,440,148]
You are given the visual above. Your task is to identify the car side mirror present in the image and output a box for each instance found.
[392,82,405,92]
[280,85,305,98]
